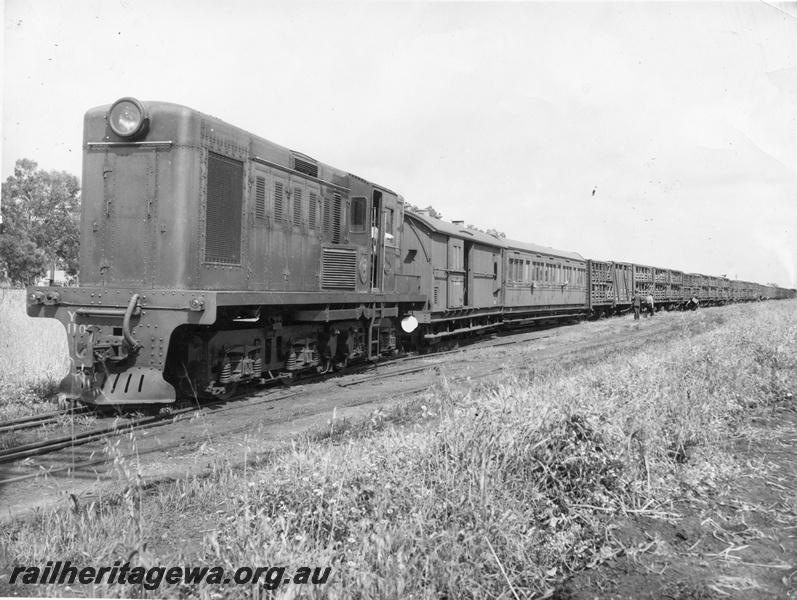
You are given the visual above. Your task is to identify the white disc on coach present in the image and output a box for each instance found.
[401,315,419,333]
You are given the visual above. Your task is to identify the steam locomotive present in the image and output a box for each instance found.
[25,98,795,406]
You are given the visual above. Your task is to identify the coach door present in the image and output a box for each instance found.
[447,238,465,308]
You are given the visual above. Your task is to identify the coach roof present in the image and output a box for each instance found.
[405,211,585,262]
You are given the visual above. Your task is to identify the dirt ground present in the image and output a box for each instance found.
[1,312,795,598]
[553,404,797,600]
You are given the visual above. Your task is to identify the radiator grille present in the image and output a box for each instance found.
[308,192,317,229]
[205,152,243,264]
[332,193,342,243]
[293,187,302,226]
[255,176,266,219]
[322,248,357,290]
[323,196,331,233]
[274,181,284,221]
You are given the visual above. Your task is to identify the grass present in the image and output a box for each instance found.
[0,300,795,598]
[0,288,69,421]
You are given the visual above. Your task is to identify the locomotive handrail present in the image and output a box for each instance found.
[76,307,141,317]
[123,294,143,350]
[87,141,174,148]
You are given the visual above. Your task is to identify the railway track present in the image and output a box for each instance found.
[0,410,189,464]
[0,360,444,467]
[0,364,446,487]
[0,362,444,486]
[0,326,558,477]
[0,405,90,434]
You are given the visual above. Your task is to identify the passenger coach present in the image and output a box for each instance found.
[400,211,587,345]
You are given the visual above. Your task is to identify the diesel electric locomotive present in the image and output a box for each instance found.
[26,98,794,406]
[27,98,427,405]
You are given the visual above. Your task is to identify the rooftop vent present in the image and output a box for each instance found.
[293,153,318,178]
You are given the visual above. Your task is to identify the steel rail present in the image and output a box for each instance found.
[0,406,89,433]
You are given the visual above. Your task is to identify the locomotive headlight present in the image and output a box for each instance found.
[108,97,150,139]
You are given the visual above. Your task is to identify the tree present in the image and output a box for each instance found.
[0,230,48,285]
[1,159,81,284]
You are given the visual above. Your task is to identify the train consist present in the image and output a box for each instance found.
[26,98,796,406]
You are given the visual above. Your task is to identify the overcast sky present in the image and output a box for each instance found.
[3,1,796,287]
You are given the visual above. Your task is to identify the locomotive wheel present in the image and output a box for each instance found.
[316,359,332,375]
[215,382,239,400]
[279,372,298,386]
